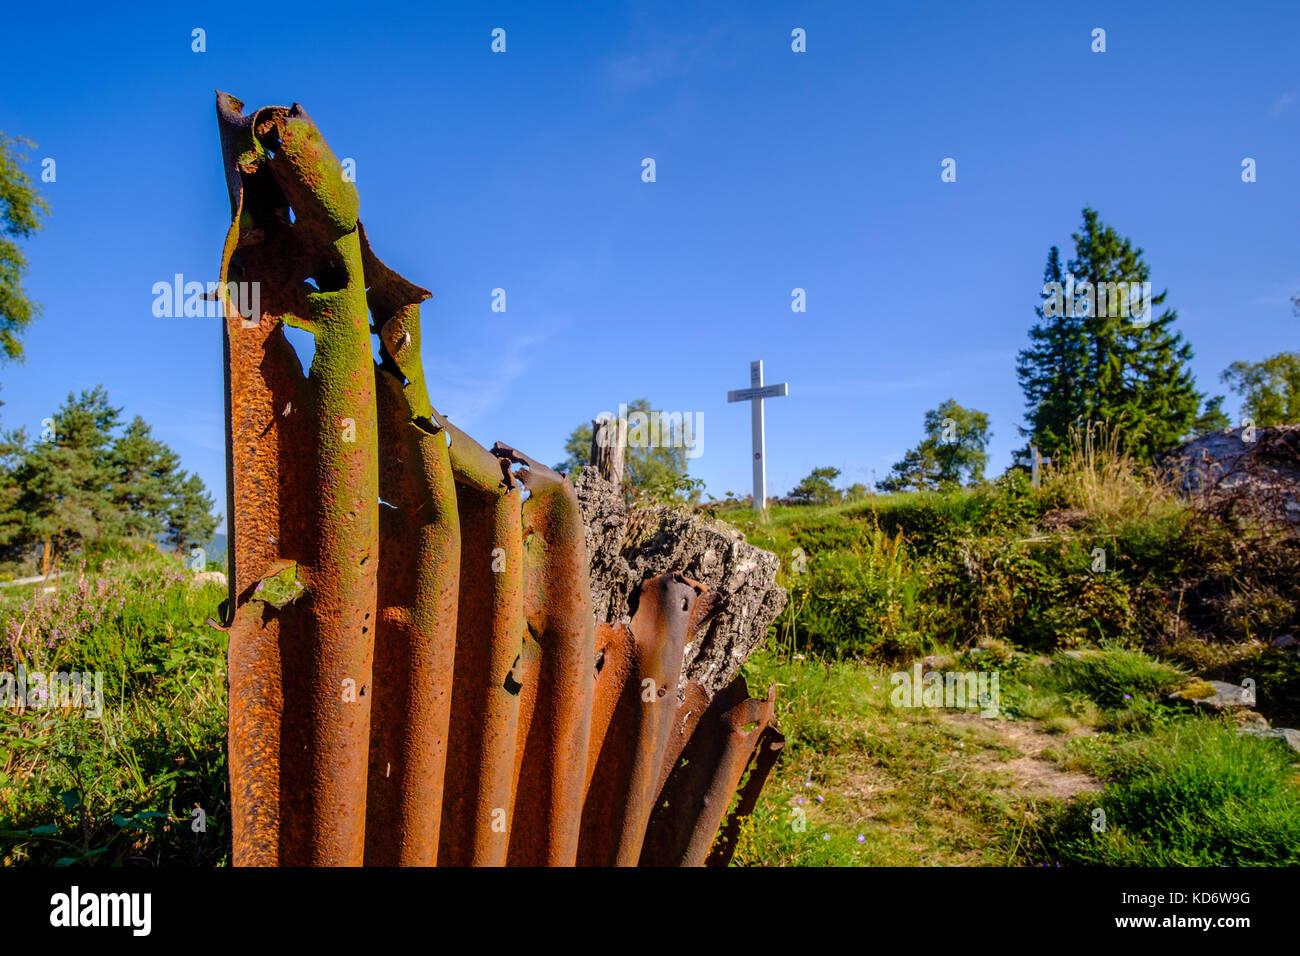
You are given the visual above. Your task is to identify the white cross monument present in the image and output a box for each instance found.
[727,360,789,514]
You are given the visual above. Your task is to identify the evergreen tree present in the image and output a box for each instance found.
[165,471,218,554]
[787,466,842,506]
[0,386,218,573]
[1017,208,1220,461]
[15,387,121,571]
[0,425,28,559]
[1016,245,1085,458]
[109,416,180,537]
[1191,395,1231,434]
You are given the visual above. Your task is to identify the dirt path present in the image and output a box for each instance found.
[940,712,1104,800]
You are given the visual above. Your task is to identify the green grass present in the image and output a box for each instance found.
[734,643,1300,867]
[1038,720,1300,866]
[0,549,229,866]
[998,647,1190,734]
[734,648,1070,866]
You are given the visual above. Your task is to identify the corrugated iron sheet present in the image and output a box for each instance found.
[214,93,781,867]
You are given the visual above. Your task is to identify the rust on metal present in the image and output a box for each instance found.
[216,92,781,866]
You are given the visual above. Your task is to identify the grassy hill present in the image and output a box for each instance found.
[718,445,1300,865]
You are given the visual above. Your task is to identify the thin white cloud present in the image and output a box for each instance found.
[423,330,549,428]
[1272,91,1296,116]
[604,25,736,92]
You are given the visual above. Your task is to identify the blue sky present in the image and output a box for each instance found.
[0,0,1296,511]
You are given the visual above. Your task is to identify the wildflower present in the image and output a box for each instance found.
[857,834,865,843]
[816,795,824,803]
[1124,694,1132,700]
[822,834,831,841]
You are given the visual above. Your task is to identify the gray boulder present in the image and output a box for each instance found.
[1167,679,1256,710]
[1161,425,1300,530]
[1238,726,1300,753]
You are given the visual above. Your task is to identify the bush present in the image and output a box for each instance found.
[782,526,934,659]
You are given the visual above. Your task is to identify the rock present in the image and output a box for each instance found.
[1160,425,1300,530]
[573,469,786,698]
[1237,726,1300,753]
[1235,710,1269,729]
[1167,679,1255,710]
[192,570,228,587]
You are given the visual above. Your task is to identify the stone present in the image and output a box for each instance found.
[1237,726,1300,753]
[573,468,786,698]
[1160,425,1300,530]
[1167,679,1254,710]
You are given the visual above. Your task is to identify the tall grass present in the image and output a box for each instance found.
[1042,420,1173,523]
[781,522,936,660]
[0,549,229,866]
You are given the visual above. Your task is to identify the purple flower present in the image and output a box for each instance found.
[857,834,865,843]
[1124,694,1132,700]
[816,795,824,803]
[822,834,831,841]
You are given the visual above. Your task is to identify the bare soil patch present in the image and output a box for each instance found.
[941,712,1103,800]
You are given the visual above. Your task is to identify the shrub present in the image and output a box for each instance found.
[1041,421,1172,525]
[782,526,934,659]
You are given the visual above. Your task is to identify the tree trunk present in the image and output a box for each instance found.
[588,416,626,490]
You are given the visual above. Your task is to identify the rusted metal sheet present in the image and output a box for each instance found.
[215,92,781,867]
[438,421,523,867]
[638,677,784,867]
[579,573,698,865]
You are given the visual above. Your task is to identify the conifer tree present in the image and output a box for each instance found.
[165,471,218,555]
[16,387,121,571]
[1017,245,1086,459]
[1018,208,1220,461]
[880,399,991,491]
[110,416,181,537]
